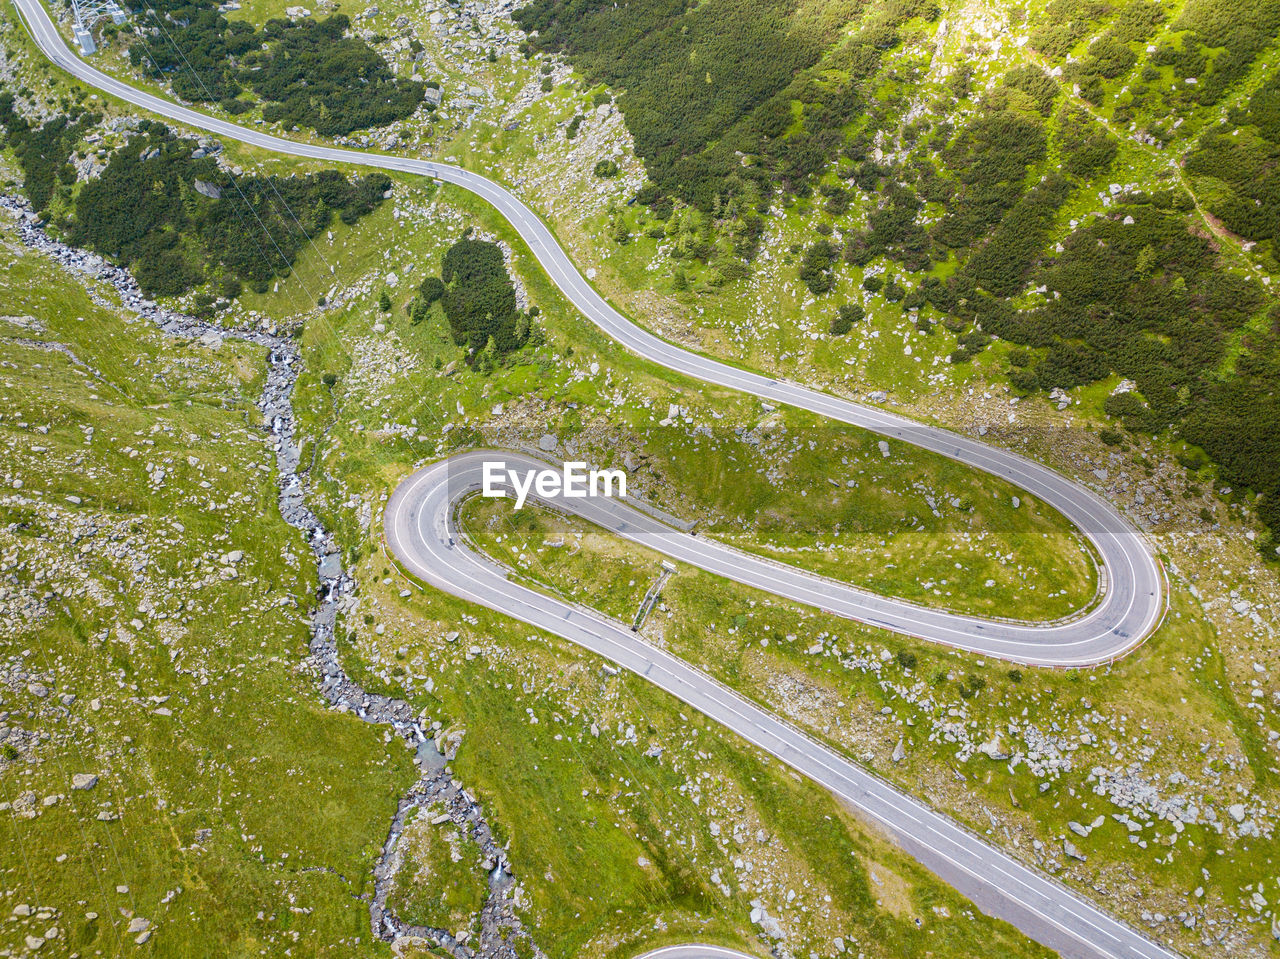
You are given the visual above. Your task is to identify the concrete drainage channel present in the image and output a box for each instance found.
[1,195,545,959]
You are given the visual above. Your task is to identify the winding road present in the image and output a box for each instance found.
[11,0,1165,663]
[9,2,1177,956]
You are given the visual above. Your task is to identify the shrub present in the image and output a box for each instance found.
[934,109,1047,252]
[959,674,986,698]
[0,98,99,213]
[962,174,1073,296]
[418,275,446,305]
[129,12,426,137]
[799,239,836,294]
[830,303,864,335]
[437,237,537,364]
[59,123,390,298]
[513,0,931,211]
[1001,64,1059,116]
[1176,449,1208,472]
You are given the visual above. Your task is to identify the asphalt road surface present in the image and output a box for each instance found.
[410,451,1156,665]
[12,4,1176,956]
[386,453,1177,959]
[12,0,1165,664]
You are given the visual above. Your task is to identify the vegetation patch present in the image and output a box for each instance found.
[129,5,428,136]
[0,109,391,301]
[0,96,97,213]
[515,0,945,211]
[0,225,413,956]
[413,233,540,369]
[1186,70,1280,268]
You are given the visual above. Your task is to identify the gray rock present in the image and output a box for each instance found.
[978,734,1010,761]
[318,553,342,579]
[749,904,786,939]
[1063,839,1086,861]
[192,179,222,199]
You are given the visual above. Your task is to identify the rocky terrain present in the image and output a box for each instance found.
[0,195,545,958]
[2,0,1278,952]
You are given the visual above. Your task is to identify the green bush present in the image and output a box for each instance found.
[129,11,426,137]
[962,173,1073,296]
[1185,71,1280,248]
[418,275,446,305]
[799,240,836,294]
[1176,449,1209,472]
[1055,107,1118,179]
[959,674,986,699]
[515,0,937,211]
[865,182,930,271]
[0,96,99,213]
[1001,64,1059,117]
[436,237,537,364]
[60,122,390,298]
[829,303,864,335]
[933,109,1047,252]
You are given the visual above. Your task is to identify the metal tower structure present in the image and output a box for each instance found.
[70,0,126,55]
